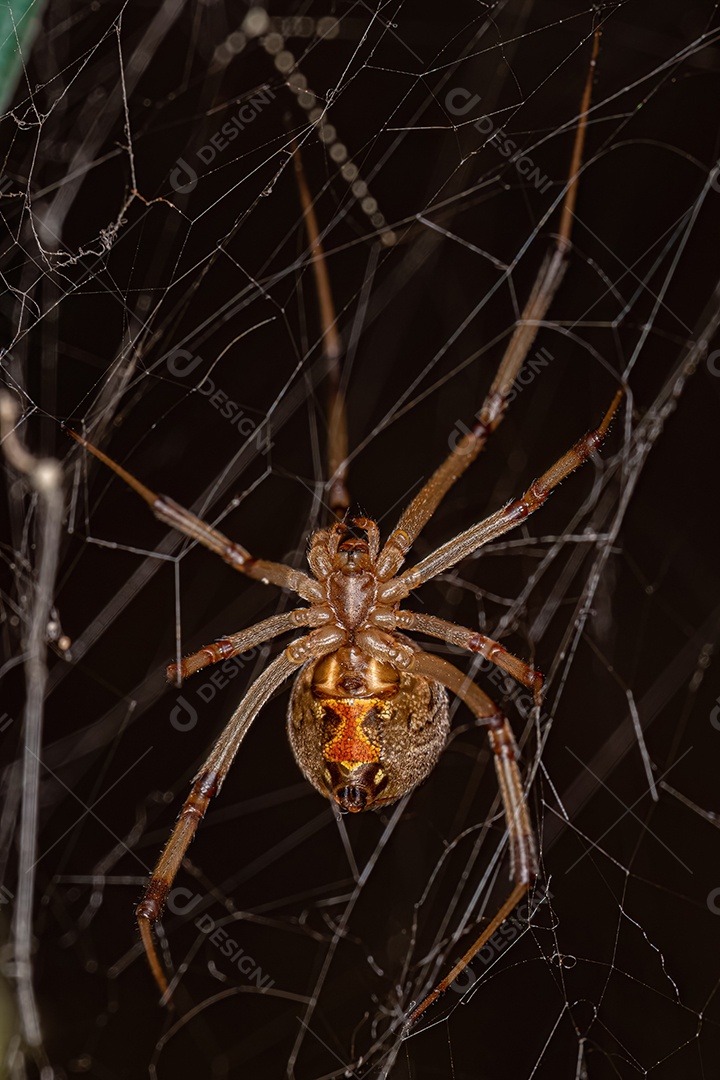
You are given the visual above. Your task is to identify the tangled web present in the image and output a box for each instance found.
[2,1,720,1076]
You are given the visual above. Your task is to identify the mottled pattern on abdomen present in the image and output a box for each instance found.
[288,661,450,807]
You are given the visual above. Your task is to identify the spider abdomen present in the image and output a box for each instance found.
[288,654,450,812]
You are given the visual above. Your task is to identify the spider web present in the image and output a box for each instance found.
[1,1,720,1077]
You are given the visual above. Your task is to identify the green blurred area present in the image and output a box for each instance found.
[0,0,42,114]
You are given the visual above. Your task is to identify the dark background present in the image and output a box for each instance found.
[2,1,720,1077]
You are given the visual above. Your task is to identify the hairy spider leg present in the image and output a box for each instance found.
[384,389,622,601]
[67,430,319,598]
[292,138,350,520]
[137,629,345,999]
[406,650,536,1026]
[376,29,602,583]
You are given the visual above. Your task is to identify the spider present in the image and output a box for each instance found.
[69,31,619,1026]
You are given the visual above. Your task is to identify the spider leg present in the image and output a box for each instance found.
[292,140,349,520]
[166,606,331,684]
[377,31,601,581]
[406,649,537,1027]
[394,610,542,701]
[68,430,321,600]
[137,627,344,999]
[382,388,622,601]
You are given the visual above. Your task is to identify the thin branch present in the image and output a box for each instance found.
[1,395,64,1054]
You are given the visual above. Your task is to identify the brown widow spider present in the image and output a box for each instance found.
[70,31,619,1026]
